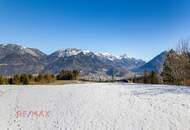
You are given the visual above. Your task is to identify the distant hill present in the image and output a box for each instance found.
[132,51,168,73]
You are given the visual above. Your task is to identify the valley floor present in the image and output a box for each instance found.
[0,83,190,130]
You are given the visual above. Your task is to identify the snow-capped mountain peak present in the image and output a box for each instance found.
[55,48,82,57]
[83,50,91,54]
[119,54,130,59]
[95,52,118,61]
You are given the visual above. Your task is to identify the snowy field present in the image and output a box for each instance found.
[0,83,190,130]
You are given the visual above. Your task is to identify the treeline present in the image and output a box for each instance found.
[131,70,160,84]
[161,41,190,85]
[0,74,55,85]
[0,69,80,85]
[56,70,80,80]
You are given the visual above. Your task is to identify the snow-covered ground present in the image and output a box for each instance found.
[0,83,190,130]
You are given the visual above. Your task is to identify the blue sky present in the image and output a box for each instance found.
[0,0,190,61]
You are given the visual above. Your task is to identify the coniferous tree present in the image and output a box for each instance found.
[150,71,159,84]
[72,70,80,80]
[143,70,149,84]
[132,75,137,83]
[0,75,5,84]
[20,74,30,85]
[161,49,177,84]
[28,74,33,81]
[8,78,14,85]
[35,73,43,82]
[13,74,20,84]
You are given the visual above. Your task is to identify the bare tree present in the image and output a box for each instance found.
[162,40,190,85]
[175,40,190,85]
[176,40,190,55]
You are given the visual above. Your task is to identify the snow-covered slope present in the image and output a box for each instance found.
[95,52,118,61]
[51,48,82,58]
[0,83,190,130]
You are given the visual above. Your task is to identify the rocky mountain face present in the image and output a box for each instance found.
[0,44,154,79]
[0,44,47,75]
[46,50,124,80]
[113,55,146,70]
[132,51,168,73]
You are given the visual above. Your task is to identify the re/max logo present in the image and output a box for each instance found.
[16,110,50,118]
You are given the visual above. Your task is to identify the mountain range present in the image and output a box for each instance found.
[0,44,167,80]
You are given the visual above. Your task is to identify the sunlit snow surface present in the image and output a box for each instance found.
[0,83,190,130]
